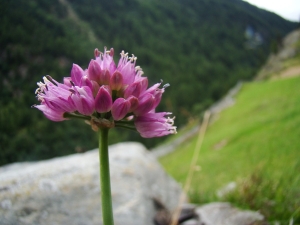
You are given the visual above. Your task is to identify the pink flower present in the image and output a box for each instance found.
[135,112,177,138]
[34,47,176,138]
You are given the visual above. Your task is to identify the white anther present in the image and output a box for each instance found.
[163,83,170,89]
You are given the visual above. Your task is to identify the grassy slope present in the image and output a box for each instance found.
[160,75,300,223]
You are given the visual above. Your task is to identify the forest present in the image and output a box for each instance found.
[0,0,298,165]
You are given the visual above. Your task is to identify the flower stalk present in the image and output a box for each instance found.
[99,127,114,225]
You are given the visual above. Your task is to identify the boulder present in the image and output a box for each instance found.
[0,142,184,225]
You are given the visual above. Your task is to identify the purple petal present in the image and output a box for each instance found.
[111,98,131,121]
[87,59,102,82]
[35,104,66,122]
[133,93,155,116]
[95,86,112,113]
[71,64,84,86]
[110,71,123,91]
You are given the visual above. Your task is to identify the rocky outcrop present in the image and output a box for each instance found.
[256,28,300,80]
[0,142,184,225]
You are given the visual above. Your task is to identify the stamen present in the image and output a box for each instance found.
[43,76,49,83]
[136,70,144,77]
[129,54,137,62]
[46,75,58,86]
[120,51,128,58]
[35,81,48,94]
[167,116,175,125]
[163,83,170,89]
[94,48,100,57]
[109,48,114,56]
[170,128,177,134]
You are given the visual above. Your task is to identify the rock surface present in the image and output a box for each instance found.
[180,203,265,225]
[0,142,184,225]
[196,202,264,225]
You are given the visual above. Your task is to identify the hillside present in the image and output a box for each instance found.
[0,0,298,165]
[160,29,300,223]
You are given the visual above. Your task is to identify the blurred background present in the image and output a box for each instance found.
[0,0,298,165]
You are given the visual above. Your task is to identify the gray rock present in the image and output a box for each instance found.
[0,142,184,225]
[196,202,264,225]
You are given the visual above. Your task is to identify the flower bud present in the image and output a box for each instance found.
[127,96,139,112]
[110,71,123,91]
[100,69,111,85]
[88,59,102,83]
[95,86,112,113]
[133,93,155,116]
[90,80,100,97]
[111,98,131,121]
[124,82,141,99]
[124,77,148,99]
[71,64,84,86]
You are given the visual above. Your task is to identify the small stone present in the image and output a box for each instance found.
[196,202,264,225]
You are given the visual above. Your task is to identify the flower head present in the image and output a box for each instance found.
[34,47,176,138]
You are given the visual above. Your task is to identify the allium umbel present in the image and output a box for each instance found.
[34,48,177,138]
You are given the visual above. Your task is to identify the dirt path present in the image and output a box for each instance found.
[271,65,300,80]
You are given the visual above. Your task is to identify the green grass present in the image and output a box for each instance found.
[160,76,300,224]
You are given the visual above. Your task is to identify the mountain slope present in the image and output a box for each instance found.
[69,0,297,121]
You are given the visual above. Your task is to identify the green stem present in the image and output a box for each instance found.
[99,128,114,225]
[63,112,91,120]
